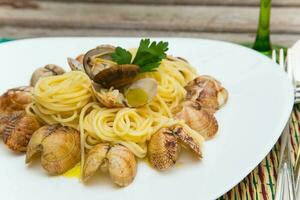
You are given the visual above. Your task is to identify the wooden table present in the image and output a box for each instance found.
[0,0,300,47]
[1,1,300,199]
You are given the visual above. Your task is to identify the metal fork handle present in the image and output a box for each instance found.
[275,117,296,200]
[276,162,296,200]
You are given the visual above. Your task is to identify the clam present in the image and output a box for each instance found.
[82,143,109,182]
[67,57,84,72]
[92,83,126,108]
[148,128,181,170]
[83,45,140,88]
[2,111,41,152]
[26,124,80,175]
[173,126,202,158]
[94,64,140,88]
[148,126,203,171]
[0,86,33,113]
[185,75,228,113]
[107,145,137,187]
[0,113,10,134]
[83,45,116,77]
[82,144,137,187]
[176,101,218,139]
[167,55,189,63]
[30,64,65,87]
[76,54,84,64]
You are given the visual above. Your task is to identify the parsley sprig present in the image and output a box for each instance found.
[111,39,169,72]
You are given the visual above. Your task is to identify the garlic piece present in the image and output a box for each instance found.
[125,78,158,107]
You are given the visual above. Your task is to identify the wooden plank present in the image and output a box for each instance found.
[0,26,298,47]
[0,0,37,8]
[0,2,299,34]
[40,0,300,7]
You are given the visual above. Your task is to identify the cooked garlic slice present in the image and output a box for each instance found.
[125,78,157,107]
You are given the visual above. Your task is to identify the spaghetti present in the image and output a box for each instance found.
[27,71,92,129]
[27,55,202,165]
[80,56,201,160]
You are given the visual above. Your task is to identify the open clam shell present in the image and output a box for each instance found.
[148,128,181,170]
[30,64,65,87]
[107,144,137,187]
[92,83,126,108]
[82,143,110,182]
[185,75,228,113]
[26,124,80,175]
[83,45,140,88]
[176,101,218,139]
[93,64,140,88]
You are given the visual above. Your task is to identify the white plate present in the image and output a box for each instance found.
[0,37,294,200]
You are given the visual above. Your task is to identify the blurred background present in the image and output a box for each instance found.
[0,0,299,46]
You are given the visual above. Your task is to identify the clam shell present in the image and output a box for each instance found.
[185,75,228,113]
[0,86,33,113]
[30,65,65,87]
[148,128,181,170]
[83,45,140,88]
[176,103,218,139]
[173,126,202,158]
[67,57,84,72]
[107,144,137,187]
[0,113,11,134]
[93,64,140,88]
[82,143,110,182]
[92,83,125,108]
[26,125,80,175]
[83,45,116,79]
[2,111,40,152]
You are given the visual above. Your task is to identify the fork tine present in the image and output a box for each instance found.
[279,49,285,71]
[272,49,277,62]
[287,49,294,81]
[278,49,286,72]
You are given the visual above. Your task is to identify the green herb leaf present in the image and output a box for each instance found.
[133,39,169,72]
[111,47,132,65]
[111,39,169,72]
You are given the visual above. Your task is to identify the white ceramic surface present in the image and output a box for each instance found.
[0,37,294,200]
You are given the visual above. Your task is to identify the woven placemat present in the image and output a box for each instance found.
[0,38,298,200]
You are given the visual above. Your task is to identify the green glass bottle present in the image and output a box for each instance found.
[243,0,286,57]
[253,0,272,53]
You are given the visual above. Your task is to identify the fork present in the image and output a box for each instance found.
[274,49,297,200]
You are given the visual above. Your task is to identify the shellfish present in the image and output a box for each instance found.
[26,124,80,175]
